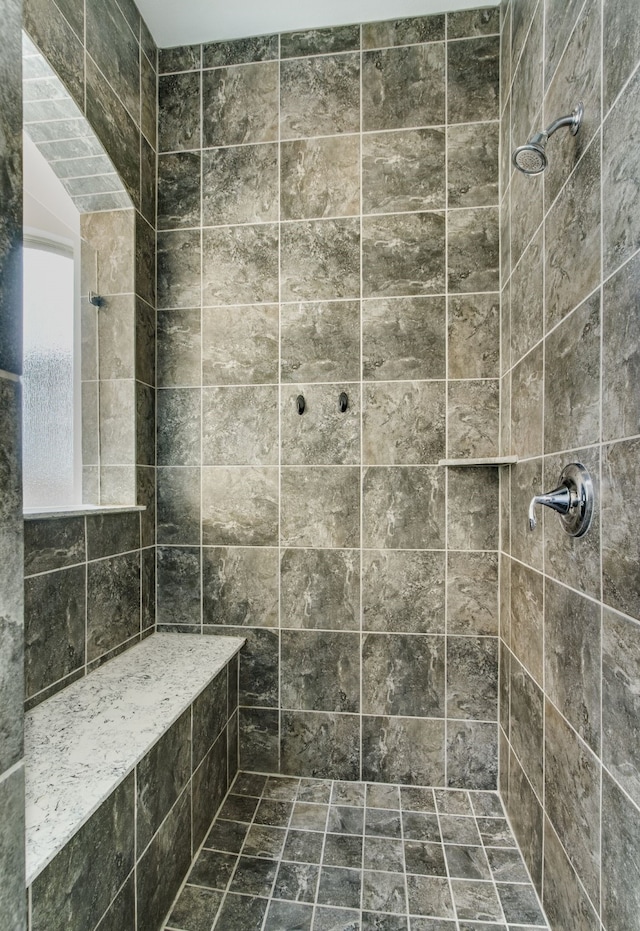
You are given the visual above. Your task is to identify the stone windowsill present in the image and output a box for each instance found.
[24,504,146,521]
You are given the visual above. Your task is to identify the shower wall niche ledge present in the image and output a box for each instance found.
[438,456,518,466]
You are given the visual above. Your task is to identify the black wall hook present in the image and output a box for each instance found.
[296,395,305,415]
[339,392,348,413]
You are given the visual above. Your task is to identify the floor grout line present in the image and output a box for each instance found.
[160,773,551,930]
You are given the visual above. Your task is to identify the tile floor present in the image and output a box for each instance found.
[163,772,550,931]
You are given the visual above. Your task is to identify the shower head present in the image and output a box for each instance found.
[513,102,584,175]
[513,132,548,175]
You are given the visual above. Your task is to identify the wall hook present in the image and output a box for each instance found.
[89,291,105,308]
[296,394,305,415]
[339,392,348,413]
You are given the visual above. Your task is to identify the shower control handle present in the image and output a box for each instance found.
[527,462,594,537]
[528,485,573,530]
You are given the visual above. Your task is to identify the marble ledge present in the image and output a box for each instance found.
[24,633,244,885]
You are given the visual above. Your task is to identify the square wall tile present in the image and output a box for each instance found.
[281,301,360,384]
[203,546,279,628]
[603,66,640,277]
[0,768,26,931]
[203,34,278,67]
[544,291,601,455]
[602,769,640,930]
[281,135,360,220]
[156,546,202,627]
[281,630,360,713]
[280,24,360,58]
[202,386,278,465]
[202,224,279,306]
[602,438,640,619]
[363,381,445,465]
[25,566,85,699]
[362,128,446,214]
[280,54,360,140]
[362,44,445,131]
[362,550,445,634]
[281,219,360,302]
[362,716,445,785]
[447,552,498,636]
[602,249,640,442]
[202,62,278,146]
[603,607,640,808]
[363,466,445,549]
[280,548,360,630]
[203,143,278,226]
[281,467,360,548]
[157,387,201,466]
[201,467,278,546]
[281,711,360,780]
[363,212,446,298]
[157,230,202,310]
[362,633,445,717]
[362,296,446,381]
[544,701,601,908]
[203,304,279,386]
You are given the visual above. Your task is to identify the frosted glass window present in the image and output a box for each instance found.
[23,243,78,507]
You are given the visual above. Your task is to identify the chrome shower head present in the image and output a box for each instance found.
[513,132,548,175]
[513,102,584,175]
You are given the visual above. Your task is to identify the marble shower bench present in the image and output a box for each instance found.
[24,632,244,931]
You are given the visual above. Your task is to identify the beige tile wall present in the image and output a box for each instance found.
[156,9,503,787]
[500,0,640,927]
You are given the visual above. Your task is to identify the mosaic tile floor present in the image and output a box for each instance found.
[163,772,550,931]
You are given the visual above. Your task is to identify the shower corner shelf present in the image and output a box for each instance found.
[438,456,518,467]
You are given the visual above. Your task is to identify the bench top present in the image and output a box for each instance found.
[25,633,244,884]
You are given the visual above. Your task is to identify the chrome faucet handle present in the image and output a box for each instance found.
[528,485,573,530]
[527,462,594,537]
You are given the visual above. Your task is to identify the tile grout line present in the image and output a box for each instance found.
[598,0,605,922]
[359,18,365,790]
[277,29,283,780]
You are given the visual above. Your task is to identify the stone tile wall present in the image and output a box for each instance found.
[27,659,239,931]
[500,0,640,927]
[23,511,155,709]
[156,8,502,788]
[20,0,159,702]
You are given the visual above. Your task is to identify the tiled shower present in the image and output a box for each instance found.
[0,0,639,928]
[155,8,502,788]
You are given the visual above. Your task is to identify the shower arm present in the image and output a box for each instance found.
[544,105,584,140]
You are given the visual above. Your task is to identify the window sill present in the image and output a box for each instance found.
[23,504,146,521]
